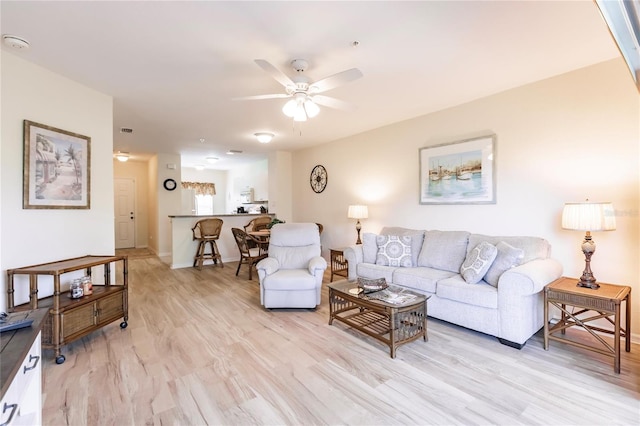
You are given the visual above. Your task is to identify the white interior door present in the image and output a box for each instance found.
[114,178,135,249]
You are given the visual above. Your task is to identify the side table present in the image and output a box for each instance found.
[330,248,349,282]
[544,276,631,373]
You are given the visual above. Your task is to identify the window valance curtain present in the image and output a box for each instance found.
[181,181,216,196]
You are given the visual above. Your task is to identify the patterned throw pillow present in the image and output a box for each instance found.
[484,241,525,287]
[375,235,412,267]
[460,241,498,284]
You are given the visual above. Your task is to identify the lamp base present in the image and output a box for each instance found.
[576,280,600,290]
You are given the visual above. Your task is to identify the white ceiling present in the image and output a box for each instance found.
[1,1,620,170]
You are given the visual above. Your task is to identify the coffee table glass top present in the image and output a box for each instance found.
[329,280,428,306]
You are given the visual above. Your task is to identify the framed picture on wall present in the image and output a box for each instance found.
[23,120,91,209]
[419,135,496,204]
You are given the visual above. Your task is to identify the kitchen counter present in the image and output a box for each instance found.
[168,213,275,269]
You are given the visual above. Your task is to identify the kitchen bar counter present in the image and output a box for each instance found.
[168,214,274,269]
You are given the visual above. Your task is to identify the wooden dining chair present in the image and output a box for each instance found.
[231,227,267,280]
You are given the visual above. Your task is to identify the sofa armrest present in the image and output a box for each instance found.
[497,258,563,345]
[257,257,280,280]
[498,258,563,297]
[343,245,363,280]
[309,256,328,276]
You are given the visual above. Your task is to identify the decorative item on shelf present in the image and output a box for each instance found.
[357,277,388,293]
[347,205,368,244]
[561,200,616,289]
[82,276,93,295]
[69,279,84,299]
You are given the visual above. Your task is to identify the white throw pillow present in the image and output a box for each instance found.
[484,241,525,287]
[460,241,497,284]
[375,235,412,267]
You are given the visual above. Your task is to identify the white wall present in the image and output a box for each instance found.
[1,52,114,309]
[292,59,640,336]
[155,153,182,257]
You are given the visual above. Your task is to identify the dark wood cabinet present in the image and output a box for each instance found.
[7,255,128,364]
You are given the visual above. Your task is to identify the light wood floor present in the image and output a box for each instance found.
[41,250,640,425]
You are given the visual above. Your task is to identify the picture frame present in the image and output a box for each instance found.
[23,120,91,209]
[419,135,496,204]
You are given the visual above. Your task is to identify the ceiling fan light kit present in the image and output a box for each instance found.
[238,58,363,123]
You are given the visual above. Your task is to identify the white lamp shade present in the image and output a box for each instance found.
[282,99,297,117]
[293,106,307,122]
[304,99,320,118]
[254,133,274,144]
[562,202,616,231]
[348,205,369,219]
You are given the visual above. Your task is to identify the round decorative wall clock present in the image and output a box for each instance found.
[310,165,328,193]
[163,178,177,191]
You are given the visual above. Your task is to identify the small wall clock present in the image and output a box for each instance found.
[163,178,177,191]
[310,165,328,193]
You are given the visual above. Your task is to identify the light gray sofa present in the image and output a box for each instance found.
[343,227,562,348]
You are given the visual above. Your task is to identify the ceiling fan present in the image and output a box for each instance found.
[235,59,363,121]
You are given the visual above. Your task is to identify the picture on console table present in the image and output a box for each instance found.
[419,135,495,204]
[23,120,91,209]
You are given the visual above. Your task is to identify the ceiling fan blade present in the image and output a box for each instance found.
[255,59,295,88]
[232,93,291,101]
[311,95,356,111]
[309,68,363,93]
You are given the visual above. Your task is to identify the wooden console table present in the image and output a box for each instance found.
[7,255,129,364]
[544,276,631,373]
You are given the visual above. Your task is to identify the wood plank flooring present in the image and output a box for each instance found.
[41,251,640,425]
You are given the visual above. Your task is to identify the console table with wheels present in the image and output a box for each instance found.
[7,255,129,364]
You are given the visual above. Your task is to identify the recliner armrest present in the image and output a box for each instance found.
[308,256,328,276]
[256,257,280,276]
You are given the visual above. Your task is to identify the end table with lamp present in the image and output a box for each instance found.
[545,201,631,374]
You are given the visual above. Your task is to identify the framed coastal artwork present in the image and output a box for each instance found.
[419,135,496,205]
[23,120,91,209]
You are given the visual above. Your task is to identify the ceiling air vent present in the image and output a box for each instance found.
[227,150,243,155]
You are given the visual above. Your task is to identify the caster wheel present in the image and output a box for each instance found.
[120,321,128,329]
[55,355,65,364]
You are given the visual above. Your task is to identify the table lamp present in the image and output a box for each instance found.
[561,201,616,289]
[347,205,368,244]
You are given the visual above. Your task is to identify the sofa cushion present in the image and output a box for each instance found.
[376,235,412,267]
[362,233,378,264]
[392,267,457,294]
[484,241,525,287]
[356,263,396,284]
[418,230,470,273]
[380,227,425,267]
[436,275,498,309]
[468,234,549,263]
[460,241,498,284]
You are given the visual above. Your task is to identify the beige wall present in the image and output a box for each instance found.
[1,52,114,309]
[113,159,150,248]
[292,59,640,338]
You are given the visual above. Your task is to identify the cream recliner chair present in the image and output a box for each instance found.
[257,223,327,308]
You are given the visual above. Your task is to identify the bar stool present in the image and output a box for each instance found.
[191,218,223,270]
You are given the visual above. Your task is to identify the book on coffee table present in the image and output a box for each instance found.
[365,287,418,305]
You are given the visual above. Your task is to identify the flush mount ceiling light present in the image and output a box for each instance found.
[206,157,219,164]
[194,164,205,171]
[115,151,130,162]
[254,132,274,143]
[3,35,30,50]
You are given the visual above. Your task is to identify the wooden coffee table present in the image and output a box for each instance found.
[328,280,429,358]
